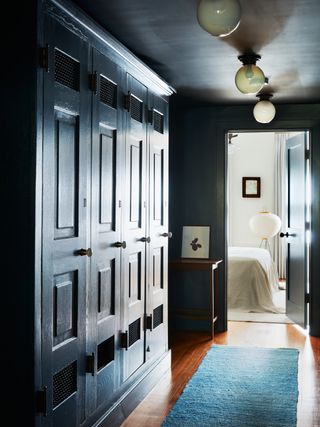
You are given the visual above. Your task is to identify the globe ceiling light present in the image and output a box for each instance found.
[197,0,241,37]
[235,53,266,94]
[253,94,276,124]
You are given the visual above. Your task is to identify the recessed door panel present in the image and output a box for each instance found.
[100,131,116,228]
[153,149,164,225]
[54,111,78,239]
[129,252,141,303]
[53,271,77,346]
[98,260,115,319]
[130,141,142,225]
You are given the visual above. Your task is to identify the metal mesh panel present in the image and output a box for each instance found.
[153,305,163,329]
[153,111,164,134]
[100,76,117,108]
[53,361,77,408]
[128,318,140,347]
[54,49,80,91]
[130,95,143,122]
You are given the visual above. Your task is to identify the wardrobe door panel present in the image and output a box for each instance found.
[122,75,148,381]
[87,48,122,414]
[146,95,169,361]
[42,16,90,427]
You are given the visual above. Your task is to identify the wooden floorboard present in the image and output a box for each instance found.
[120,322,320,427]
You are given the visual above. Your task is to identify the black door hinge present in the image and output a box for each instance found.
[120,331,128,350]
[36,386,48,416]
[86,352,95,376]
[147,109,154,125]
[89,72,97,94]
[305,149,310,160]
[124,93,131,111]
[305,293,310,303]
[39,45,49,72]
[145,314,153,331]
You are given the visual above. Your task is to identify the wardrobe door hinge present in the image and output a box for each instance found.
[36,386,48,416]
[305,293,310,303]
[147,108,154,125]
[120,331,128,350]
[305,149,310,160]
[89,72,98,94]
[39,45,49,72]
[124,93,130,111]
[86,352,95,376]
[145,314,153,331]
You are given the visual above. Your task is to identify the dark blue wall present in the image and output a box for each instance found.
[4,0,39,422]
[169,98,320,336]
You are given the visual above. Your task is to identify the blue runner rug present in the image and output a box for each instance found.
[162,345,299,427]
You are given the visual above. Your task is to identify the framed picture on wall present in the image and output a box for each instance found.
[181,226,210,258]
[242,177,261,198]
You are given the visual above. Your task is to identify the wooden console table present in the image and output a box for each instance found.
[169,259,223,339]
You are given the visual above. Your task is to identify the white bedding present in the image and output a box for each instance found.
[228,246,283,313]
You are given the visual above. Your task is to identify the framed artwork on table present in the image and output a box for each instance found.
[242,177,261,198]
[181,226,210,259]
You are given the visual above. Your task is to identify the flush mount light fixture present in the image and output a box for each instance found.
[235,53,266,94]
[197,0,241,37]
[253,93,276,123]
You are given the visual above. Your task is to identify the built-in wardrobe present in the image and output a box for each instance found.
[5,0,173,425]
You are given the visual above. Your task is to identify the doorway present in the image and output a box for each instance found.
[226,130,310,327]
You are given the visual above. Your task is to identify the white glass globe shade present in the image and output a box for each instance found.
[235,64,265,94]
[253,100,276,123]
[249,212,282,239]
[197,0,241,37]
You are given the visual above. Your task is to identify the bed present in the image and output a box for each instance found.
[228,246,282,313]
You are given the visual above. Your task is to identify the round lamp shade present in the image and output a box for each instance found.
[197,0,241,37]
[249,212,282,239]
[253,100,276,123]
[235,64,265,94]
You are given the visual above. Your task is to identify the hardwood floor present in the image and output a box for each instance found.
[120,322,320,427]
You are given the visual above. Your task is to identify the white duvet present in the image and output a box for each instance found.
[228,246,283,313]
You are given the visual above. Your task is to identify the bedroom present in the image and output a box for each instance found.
[227,131,310,326]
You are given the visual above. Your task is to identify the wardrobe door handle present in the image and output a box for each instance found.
[75,248,93,257]
[140,237,151,243]
[161,232,172,238]
[114,241,127,249]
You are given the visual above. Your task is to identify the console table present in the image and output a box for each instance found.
[169,259,223,338]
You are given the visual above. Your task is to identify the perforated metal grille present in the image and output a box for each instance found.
[100,76,117,108]
[53,361,77,408]
[54,49,80,91]
[153,305,163,329]
[153,111,164,134]
[128,318,140,347]
[130,95,143,122]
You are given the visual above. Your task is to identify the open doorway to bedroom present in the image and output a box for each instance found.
[227,130,310,325]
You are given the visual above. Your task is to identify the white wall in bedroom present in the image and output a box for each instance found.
[228,132,276,249]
